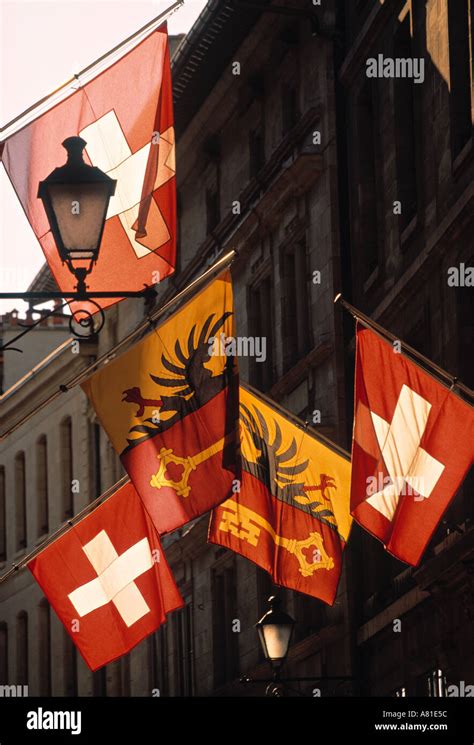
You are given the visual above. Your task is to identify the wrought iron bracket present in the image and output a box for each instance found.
[0,286,157,352]
[240,673,355,697]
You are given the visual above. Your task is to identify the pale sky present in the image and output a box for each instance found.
[0,0,208,314]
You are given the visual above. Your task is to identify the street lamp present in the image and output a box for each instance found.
[256,595,295,673]
[1,136,158,351]
[38,136,116,296]
[241,595,354,696]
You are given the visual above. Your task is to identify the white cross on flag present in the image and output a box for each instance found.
[1,24,176,312]
[351,325,473,565]
[28,482,183,671]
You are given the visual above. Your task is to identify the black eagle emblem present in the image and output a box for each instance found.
[240,401,338,530]
[123,311,235,447]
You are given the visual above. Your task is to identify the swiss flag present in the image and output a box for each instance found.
[1,24,176,310]
[351,324,474,565]
[28,482,183,671]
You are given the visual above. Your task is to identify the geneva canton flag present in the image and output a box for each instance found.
[209,385,352,604]
[83,271,240,534]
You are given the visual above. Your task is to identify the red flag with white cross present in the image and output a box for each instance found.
[28,482,183,671]
[1,24,176,310]
[351,324,474,565]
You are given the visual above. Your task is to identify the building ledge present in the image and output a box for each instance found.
[338,0,392,86]
[357,584,430,646]
[414,522,474,596]
[371,183,474,325]
[158,107,322,308]
[0,337,97,436]
[172,0,270,137]
[269,342,333,400]
[214,621,346,696]
[356,523,474,645]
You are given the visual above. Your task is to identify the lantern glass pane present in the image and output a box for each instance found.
[261,623,293,663]
[47,182,110,257]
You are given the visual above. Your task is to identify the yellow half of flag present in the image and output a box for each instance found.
[82,270,236,455]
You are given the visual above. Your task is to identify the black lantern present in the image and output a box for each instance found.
[37,136,116,294]
[256,595,295,671]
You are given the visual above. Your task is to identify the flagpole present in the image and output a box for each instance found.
[0,249,237,441]
[0,476,130,585]
[0,0,184,139]
[334,294,474,400]
[242,381,351,461]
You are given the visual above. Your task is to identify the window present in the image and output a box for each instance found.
[173,603,194,696]
[394,13,417,231]
[89,423,101,503]
[36,436,48,537]
[64,630,77,696]
[248,274,275,391]
[448,0,473,160]
[454,269,474,521]
[15,452,26,551]
[121,657,131,697]
[294,594,325,642]
[457,258,474,389]
[115,452,125,481]
[92,667,106,696]
[0,622,8,684]
[355,80,379,278]
[280,240,311,370]
[212,563,239,687]
[38,600,51,695]
[282,83,299,133]
[249,126,265,179]
[405,303,432,359]
[176,189,183,275]
[206,186,220,234]
[257,568,274,617]
[16,612,28,686]
[149,627,168,696]
[0,466,5,562]
[60,418,73,519]
[426,668,447,697]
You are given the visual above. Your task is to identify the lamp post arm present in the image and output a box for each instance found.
[241,675,354,684]
[0,300,70,353]
[0,290,155,300]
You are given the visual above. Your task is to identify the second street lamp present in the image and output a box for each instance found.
[37,136,116,297]
[256,595,295,674]
[242,595,355,696]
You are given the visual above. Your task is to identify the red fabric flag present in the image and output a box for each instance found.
[1,25,176,310]
[351,324,474,565]
[28,482,183,671]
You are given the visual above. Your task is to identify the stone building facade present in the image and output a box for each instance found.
[339,0,474,696]
[0,0,472,697]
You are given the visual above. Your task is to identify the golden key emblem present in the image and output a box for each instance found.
[150,436,230,498]
[218,498,334,577]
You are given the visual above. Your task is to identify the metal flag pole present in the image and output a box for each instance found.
[334,293,474,401]
[0,0,184,139]
[0,476,130,585]
[0,249,237,441]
